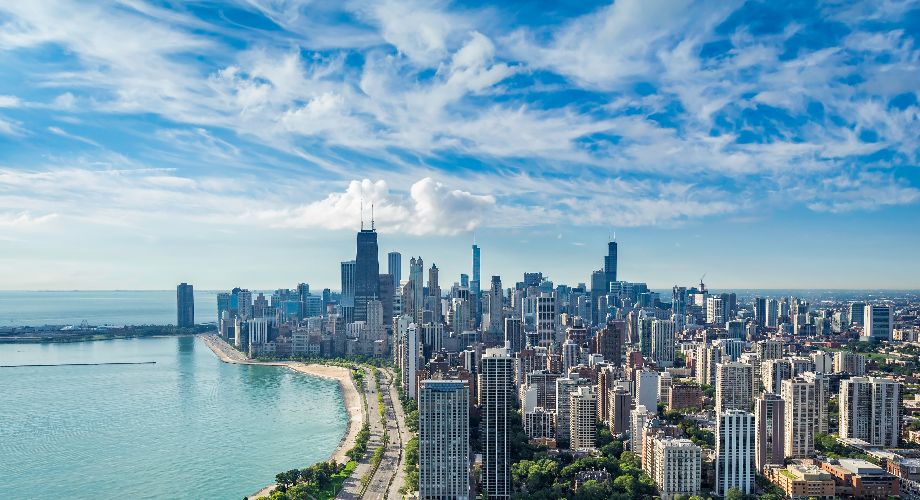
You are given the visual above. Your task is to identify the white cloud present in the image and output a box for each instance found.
[0,95,21,107]
[807,171,920,213]
[0,116,22,136]
[258,177,495,235]
[0,211,58,227]
[358,0,472,65]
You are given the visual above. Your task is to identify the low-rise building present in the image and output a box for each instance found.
[764,463,835,500]
[819,458,900,499]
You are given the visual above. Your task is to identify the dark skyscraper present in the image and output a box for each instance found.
[471,243,481,325]
[354,227,379,322]
[388,251,401,289]
[604,240,617,288]
[177,282,194,328]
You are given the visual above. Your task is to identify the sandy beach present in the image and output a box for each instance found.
[198,334,365,498]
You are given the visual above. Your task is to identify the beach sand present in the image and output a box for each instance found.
[198,334,364,498]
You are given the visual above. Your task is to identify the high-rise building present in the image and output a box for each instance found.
[409,257,424,322]
[652,438,702,500]
[609,386,631,434]
[484,276,503,335]
[591,269,608,316]
[636,369,660,414]
[782,377,816,458]
[594,320,623,366]
[388,251,401,290]
[707,296,726,325]
[755,393,785,471]
[765,298,778,328]
[651,319,676,368]
[630,405,651,451]
[672,286,687,329]
[471,243,481,326]
[535,292,557,346]
[504,317,524,353]
[217,292,231,327]
[340,260,356,307]
[849,302,866,326]
[638,317,653,357]
[480,348,513,499]
[695,343,722,386]
[176,282,194,328]
[556,377,595,442]
[802,372,830,434]
[716,410,755,496]
[570,386,597,451]
[862,304,893,342]
[833,351,866,375]
[839,376,901,447]
[419,380,470,499]
[761,358,793,395]
[604,240,617,289]
[715,362,753,414]
[354,227,379,322]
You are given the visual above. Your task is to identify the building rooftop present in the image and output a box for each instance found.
[837,459,886,476]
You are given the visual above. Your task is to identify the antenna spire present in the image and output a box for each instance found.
[360,198,364,230]
[371,203,375,230]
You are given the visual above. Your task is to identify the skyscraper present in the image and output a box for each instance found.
[594,320,623,367]
[651,319,676,368]
[419,380,470,500]
[480,348,513,498]
[340,260,356,307]
[782,377,816,458]
[715,362,753,414]
[716,410,755,496]
[388,251,401,289]
[504,317,524,353]
[840,376,901,447]
[755,393,785,471]
[604,240,617,289]
[862,304,893,342]
[176,282,194,328]
[408,256,424,321]
[353,227,379,322]
[556,376,594,443]
[570,386,597,451]
[636,369,659,414]
[471,243,481,326]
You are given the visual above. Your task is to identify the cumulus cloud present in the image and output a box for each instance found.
[258,177,495,235]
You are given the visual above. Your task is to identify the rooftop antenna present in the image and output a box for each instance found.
[360,197,364,231]
[371,203,375,231]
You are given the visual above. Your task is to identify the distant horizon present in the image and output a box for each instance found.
[3,287,919,294]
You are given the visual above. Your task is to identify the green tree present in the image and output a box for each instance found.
[726,487,744,500]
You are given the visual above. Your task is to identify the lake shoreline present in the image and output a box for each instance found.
[197,334,365,499]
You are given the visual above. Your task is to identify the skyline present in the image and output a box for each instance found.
[2,0,920,289]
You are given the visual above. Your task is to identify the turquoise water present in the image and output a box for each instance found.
[0,336,347,499]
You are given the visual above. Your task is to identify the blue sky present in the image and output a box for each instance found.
[1,0,919,290]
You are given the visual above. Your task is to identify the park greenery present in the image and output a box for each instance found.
[265,460,355,500]
[510,446,655,499]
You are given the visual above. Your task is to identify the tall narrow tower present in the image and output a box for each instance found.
[354,226,379,322]
[604,240,618,289]
[471,242,481,326]
[176,282,194,328]
[480,347,513,498]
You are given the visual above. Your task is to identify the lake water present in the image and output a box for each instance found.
[0,290,221,327]
[0,336,347,499]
